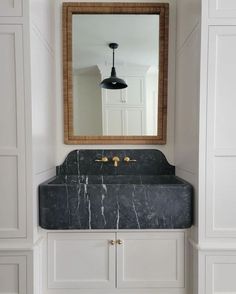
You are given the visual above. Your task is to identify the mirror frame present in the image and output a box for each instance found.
[63,2,169,145]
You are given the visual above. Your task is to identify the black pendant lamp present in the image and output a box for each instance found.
[100,43,128,90]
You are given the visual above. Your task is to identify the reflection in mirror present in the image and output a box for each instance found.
[72,14,159,136]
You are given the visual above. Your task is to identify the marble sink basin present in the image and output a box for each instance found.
[39,174,193,230]
[39,149,193,230]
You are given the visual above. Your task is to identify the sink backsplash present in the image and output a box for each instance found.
[56,149,175,176]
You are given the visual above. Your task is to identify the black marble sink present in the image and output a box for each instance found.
[39,150,193,230]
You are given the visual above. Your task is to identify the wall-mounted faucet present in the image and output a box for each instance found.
[95,156,137,167]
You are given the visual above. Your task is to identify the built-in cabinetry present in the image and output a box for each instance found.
[191,1,236,294]
[47,231,185,293]
[0,24,27,239]
[0,2,33,294]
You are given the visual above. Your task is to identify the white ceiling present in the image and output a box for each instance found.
[72,14,159,70]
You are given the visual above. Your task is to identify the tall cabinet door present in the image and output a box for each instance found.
[206,26,236,239]
[0,25,26,238]
[48,233,116,289]
[117,232,185,288]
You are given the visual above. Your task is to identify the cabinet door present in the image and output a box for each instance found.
[103,108,124,135]
[124,108,145,135]
[0,255,27,294]
[206,26,236,238]
[0,25,26,238]
[117,232,185,288]
[48,233,116,289]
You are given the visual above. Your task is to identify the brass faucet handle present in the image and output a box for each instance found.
[95,156,109,163]
[124,156,137,163]
[112,156,120,167]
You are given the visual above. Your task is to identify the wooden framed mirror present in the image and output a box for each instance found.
[63,3,169,144]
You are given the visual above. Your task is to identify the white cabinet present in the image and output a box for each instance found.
[47,232,185,292]
[0,0,22,17]
[0,25,27,239]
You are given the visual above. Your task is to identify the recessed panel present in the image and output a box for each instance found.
[213,30,236,149]
[214,157,236,230]
[0,31,17,148]
[0,156,18,230]
[210,0,236,18]
[0,264,19,293]
[125,109,144,135]
[0,0,22,16]
[214,263,236,292]
[206,256,236,294]
[0,255,27,294]
[104,108,123,135]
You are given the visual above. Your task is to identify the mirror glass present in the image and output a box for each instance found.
[72,14,159,136]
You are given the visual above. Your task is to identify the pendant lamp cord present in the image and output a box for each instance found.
[112,48,115,68]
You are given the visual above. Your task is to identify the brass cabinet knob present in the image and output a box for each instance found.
[117,239,123,245]
[110,240,115,245]
[124,156,137,162]
[95,156,109,163]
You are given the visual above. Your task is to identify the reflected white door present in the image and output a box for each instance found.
[103,108,124,135]
[125,108,145,135]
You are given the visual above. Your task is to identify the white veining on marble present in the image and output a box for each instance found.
[101,194,106,226]
[116,196,120,229]
[132,185,140,229]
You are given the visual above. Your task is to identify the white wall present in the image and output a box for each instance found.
[30,0,57,243]
[175,0,201,243]
[73,71,103,136]
[55,0,176,165]
[175,2,201,293]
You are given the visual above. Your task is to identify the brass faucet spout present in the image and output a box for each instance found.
[112,156,120,167]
